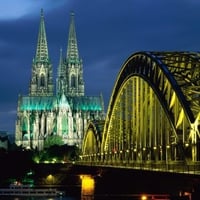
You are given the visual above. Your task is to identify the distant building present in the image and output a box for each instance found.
[15,10,105,151]
[0,131,9,150]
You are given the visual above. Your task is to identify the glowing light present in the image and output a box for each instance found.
[46,174,54,184]
[169,92,176,109]
[141,194,148,200]
[176,108,184,128]
[80,175,95,196]
[185,143,189,147]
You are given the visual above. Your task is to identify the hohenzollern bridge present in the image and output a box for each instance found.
[80,51,200,174]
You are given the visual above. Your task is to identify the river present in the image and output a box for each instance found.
[0,173,193,200]
[0,165,197,200]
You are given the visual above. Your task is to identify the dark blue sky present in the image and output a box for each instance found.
[0,0,200,134]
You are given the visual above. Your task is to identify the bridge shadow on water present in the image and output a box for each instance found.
[71,164,200,200]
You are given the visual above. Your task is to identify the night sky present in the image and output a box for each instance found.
[1,0,200,135]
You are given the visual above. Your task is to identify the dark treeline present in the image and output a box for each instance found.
[0,142,80,186]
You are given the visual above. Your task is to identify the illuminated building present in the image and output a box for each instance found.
[15,10,105,150]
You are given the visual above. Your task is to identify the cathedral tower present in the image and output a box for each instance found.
[29,9,54,96]
[57,12,84,97]
[15,10,105,151]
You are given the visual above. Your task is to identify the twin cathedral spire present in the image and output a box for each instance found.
[15,9,105,150]
[29,9,84,97]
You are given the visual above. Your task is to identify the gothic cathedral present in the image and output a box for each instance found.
[15,10,105,150]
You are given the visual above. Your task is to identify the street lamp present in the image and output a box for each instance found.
[46,174,54,185]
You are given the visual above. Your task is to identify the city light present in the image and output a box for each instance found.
[141,194,147,200]
[46,174,54,185]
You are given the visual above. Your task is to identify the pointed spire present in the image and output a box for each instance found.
[35,9,49,62]
[66,12,79,60]
[57,48,64,95]
[30,9,53,96]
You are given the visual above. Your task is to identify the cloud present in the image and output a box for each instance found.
[84,57,120,109]
[0,0,67,20]
[1,0,200,135]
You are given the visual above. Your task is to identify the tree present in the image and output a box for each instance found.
[44,135,64,149]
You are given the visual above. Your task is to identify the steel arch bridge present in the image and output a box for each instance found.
[81,51,200,173]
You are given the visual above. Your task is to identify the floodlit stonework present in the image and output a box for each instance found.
[15,10,105,150]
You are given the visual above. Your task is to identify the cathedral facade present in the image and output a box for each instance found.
[15,10,105,151]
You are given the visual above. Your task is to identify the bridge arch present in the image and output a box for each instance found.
[81,120,104,161]
[101,51,200,162]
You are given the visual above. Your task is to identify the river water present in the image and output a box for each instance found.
[0,167,195,200]
[0,174,174,200]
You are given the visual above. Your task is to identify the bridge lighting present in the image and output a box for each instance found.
[79,52,200,165]
[185,143,189,147]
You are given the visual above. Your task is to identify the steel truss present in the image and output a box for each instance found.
[83,51,200,165]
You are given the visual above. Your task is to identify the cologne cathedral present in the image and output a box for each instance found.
[15,10,105,150]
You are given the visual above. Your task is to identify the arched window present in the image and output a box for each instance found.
[62,116,68,134]
[21,117,28,133]
[40,74,45,87]
[71,75,76,88]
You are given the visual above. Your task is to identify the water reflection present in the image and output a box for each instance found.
[78,173,192,200]
[80,175,94,200]
[0,171,193,200]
